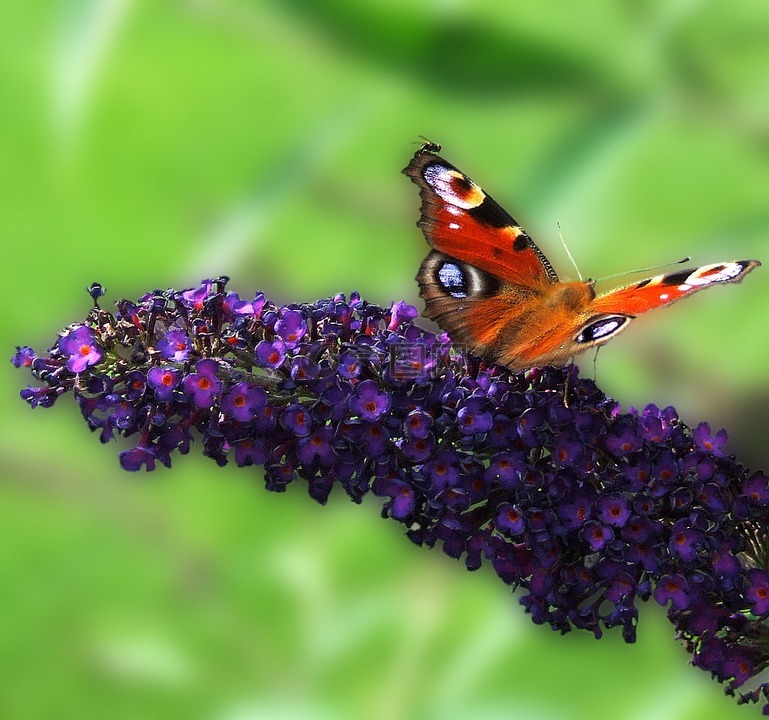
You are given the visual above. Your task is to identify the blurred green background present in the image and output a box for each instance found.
[3,1,769,718]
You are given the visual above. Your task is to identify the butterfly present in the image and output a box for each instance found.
[404,142,760,372]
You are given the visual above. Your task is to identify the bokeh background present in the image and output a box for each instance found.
[3,2,769,719]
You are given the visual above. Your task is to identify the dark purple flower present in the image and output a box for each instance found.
[222,382,267,422]
[711,548,740,579]
[232,437,268,467]
[337,350,362,379]
[349,380,391,421]
[20,385,60,408]
[742,472,769,505]
[388,301,418,330]
[11,346,36,368]
[59,326,103,372]
[580,521,614,551]
[745,569,769,615]
[668,520,703,563]
[457,397,493,435]
[424,451,460,491]
[147,366,181,401]
[397,433,435,463]
[158,329,191,361]
[654,574,689,610]
[496,503,525,535]
[596,493,631,528]
[403,409,433,439]
[274,309,307,348]
[256,338,286,369]
[297,427,335,467]
[281,403,313,437]
[693,422,728,458]
[120,445,157,472]
[182,359,222,408]
[605,418,641,456]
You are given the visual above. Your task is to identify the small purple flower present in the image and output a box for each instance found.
[693,422,728,458]
[362,422,389,457]
[403,409,433,439]
[290,355,320,382]
[424,451,460,491]
[158,329,191,362]
[397,434,435,463]
[255,338,287,369]
[712,549,740,579]
[376,476,417,520]
[654,573,690,610]
[280,403,313,437]
[388,300,418,330]
[723,650,755,688]
[20,385,60,408]
[484,451,525,488]
[349,379,391,421]
[147,366,181,401]
[457,397,493,435]
[580,521,614,551]
[557,492,594,530]
[337,350,362,379]
[668,520,703,562]
[11,346,36,368]
[496,503,525,535]
[232,438,268,467]
[604,418,642,456]
[652,451,679,485]
[221,382,267,422]
[596,493,630,528]
[741,472,769,505]
[182,359,222,408]
[297,426,335,467]
[275,309,307,348]
[746,569,769,616]
[59,326,103,372]
[119,445,157,472]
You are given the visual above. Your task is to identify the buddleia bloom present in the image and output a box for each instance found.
[12,278,769,713]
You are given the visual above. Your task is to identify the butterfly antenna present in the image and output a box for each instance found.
[557,222,582,281]
[593,256,691,284]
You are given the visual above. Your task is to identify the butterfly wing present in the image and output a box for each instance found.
[590,261,760,317]
[404,146,558,285]
[403,145,559,360]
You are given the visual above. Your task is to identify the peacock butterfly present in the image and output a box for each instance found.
[403,142,760,372]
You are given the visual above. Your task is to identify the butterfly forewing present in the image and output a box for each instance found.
[590,261,760,316]
[404,148,558,287]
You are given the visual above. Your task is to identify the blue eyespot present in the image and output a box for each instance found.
[576,315,628,343]
[437,262,468,298]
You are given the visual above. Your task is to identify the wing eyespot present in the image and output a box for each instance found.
[436,262,469,298]
[575,315,630,344]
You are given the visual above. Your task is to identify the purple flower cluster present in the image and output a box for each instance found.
[12,278,769,712]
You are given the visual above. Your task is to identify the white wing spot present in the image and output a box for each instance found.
[677,284,691,292]
[659,293,669,301]
[449,222,460,230]
[686,262,742,286]
[423,165,484,209]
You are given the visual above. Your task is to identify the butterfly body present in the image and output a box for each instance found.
[404,144,760,372]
